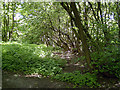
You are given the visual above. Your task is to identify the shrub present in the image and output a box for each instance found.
[91,45,120,78]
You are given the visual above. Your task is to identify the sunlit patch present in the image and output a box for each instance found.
[80,64,84,67]
[2,42,63,77]
[38,46,40,48]
[39,54,46,58]
[6,79,9,81]
[25,73,42,78]
[14,74,20,77]
[51,53,54,57]
[74,63,80,66]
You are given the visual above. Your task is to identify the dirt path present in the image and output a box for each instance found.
[2,71,73,88]
[53,51,86,73]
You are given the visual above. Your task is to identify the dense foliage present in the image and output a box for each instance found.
[53,71,100,88]
[1,1,120,88]
[2,42,65,76]
[91,45,120,78]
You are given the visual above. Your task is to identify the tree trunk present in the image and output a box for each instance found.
[10,3,15,41]
[70,2,92,68]
[2,3,7,42]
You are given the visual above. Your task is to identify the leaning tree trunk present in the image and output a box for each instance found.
[70,2,92,69]
[60,2,92,69]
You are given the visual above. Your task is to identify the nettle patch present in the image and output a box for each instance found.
[2,42,66,76]
[53,71,100,88]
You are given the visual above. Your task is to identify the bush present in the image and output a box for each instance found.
[91,45,120,78]
[2,42,65,76]
[53,71,100,88]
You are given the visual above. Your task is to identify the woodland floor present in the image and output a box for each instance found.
[2,51,120,89]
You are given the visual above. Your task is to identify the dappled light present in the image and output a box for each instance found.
[1,1,120,89]
[25,73,42,78]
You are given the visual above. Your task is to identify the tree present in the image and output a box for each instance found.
[2,2,18,42]
[60,2,92,68]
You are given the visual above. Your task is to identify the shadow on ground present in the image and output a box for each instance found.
[2,71,73,88]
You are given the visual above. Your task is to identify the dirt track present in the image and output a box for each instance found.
[2,71,73,88]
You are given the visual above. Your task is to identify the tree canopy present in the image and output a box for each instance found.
[2,2,120,68]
